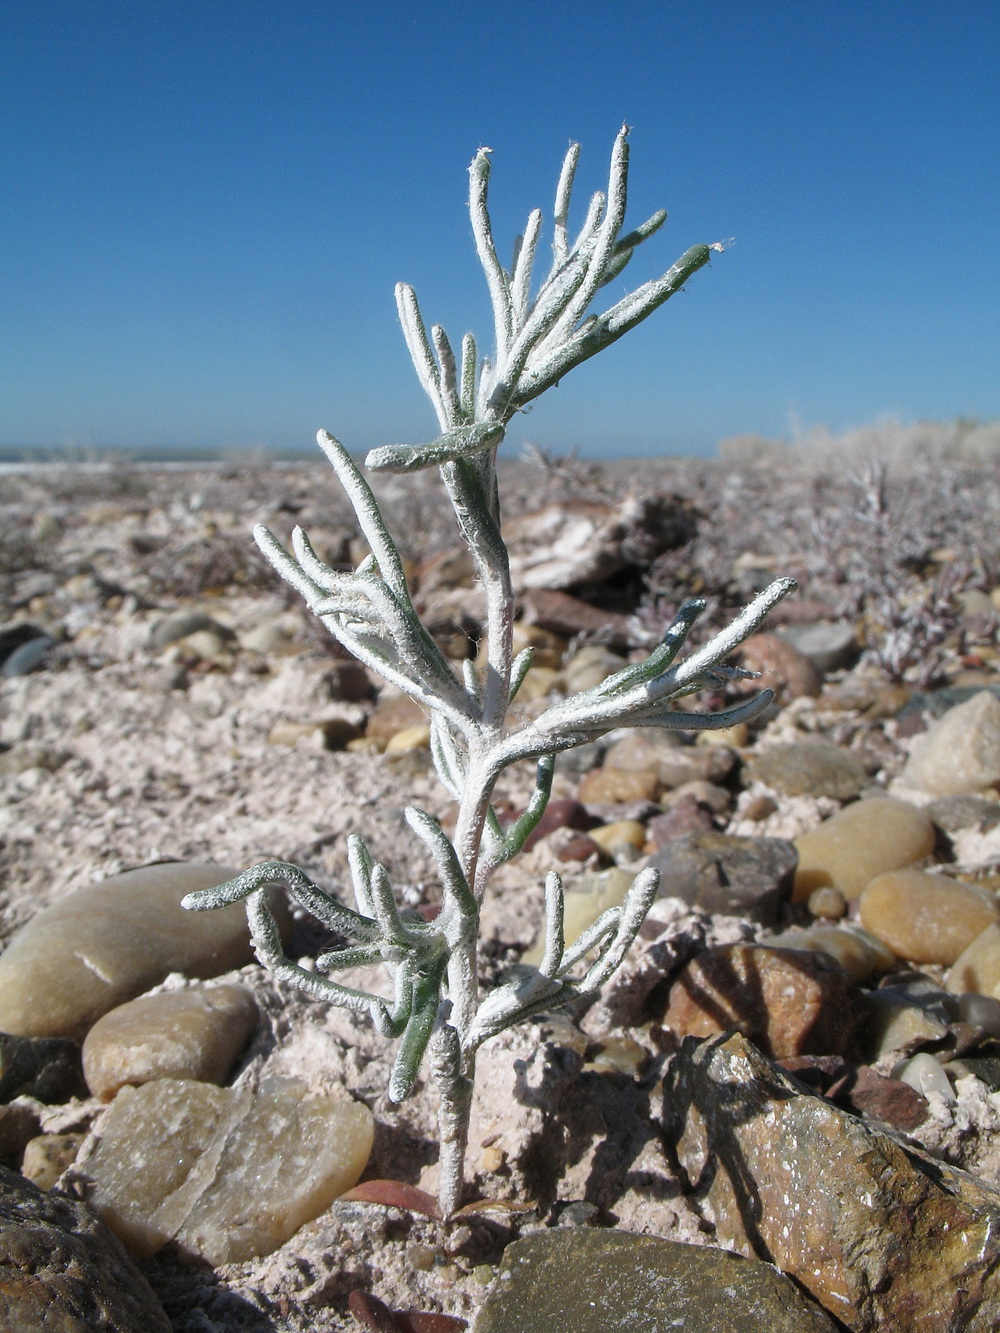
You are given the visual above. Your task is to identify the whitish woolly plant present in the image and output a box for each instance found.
[183,127,794,1216]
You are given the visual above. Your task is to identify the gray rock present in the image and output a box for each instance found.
[927,793,1000,834]
[147,610,234,650]
[649,830,797,924]
[1,634,57,677]
[748,740,868,800]
[0,1032,84,1103]
[664,1030,1000,1332]
[0,1165,171,1331]
[474,1228,838,1332]
[778,619,859,672]
[0,622,50,668]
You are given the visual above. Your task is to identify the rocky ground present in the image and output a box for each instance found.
[2,446,1000,1332]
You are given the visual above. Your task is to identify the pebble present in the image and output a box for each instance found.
[792,796,935,901]
[665,1030,1000,1332]
[0,621,50,667]
[0,862,271,1041]
[864,989,951,1059]
[21,1132,83,1190]
[385,722,432,753]
[0,1166,173,1331]
[82,984,258,1101]
[807,885,848,919]
[586,819,646,856]
[147,610,233,650]
[859,869,1000,965]
[1,634,57,677]
[737,632,823,699]
[957,991,1000,1037]
[650,830,797,925]
[663,943,861,1058]
[927,794,1000,834]
[520,588,632,650]
[946,923,1000,997]
[645,796,715,845]
[903,690,1000,795]
[577,766,660,804]
[366,692,428,742]
[562,645,627,693]
[892,1051,956,1103]
[474,1229,838,1332]
[518,797,591,851]
[521,867,637,967]
[766,926,886,985]
[0,1032,83,1104]
[748,740,868,801]
[777,620,859,673]
[82,1076,374,1264]
[0,1102,42,1166]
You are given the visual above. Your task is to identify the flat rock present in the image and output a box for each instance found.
[0,1164,171,1331]
[80,1076,374,1264]
[663,943,861,1058]
[577,766,659,804]
[520,588,632,650]
[903,690,1000,795]
[664,1031,1000,1332]
[649,830,797,924]
[860,869,1000,965]
[777,619,859,672]
[793,796,935,901]
[82,983,259,1101]
[737,632,823,699]
[474,1228,838,1332]
[0,862,269,1041]
[148,610,234,650]
[748,740,868,800]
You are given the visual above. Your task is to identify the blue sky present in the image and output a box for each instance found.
[2,1,998,458]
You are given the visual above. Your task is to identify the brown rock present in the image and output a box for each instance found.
[646,796,715,845]
[650,830,798,924]
[0,863,274,1042]
[793,797,935,901]
[577,767,660,804]
[0,1164,171,1331]
[366,692,428,742]
[21,1132,83,1190]
[520,588,633,649]
[860,869,1000,966]
[82,984,259,1101]
[736,631,823,699]
[664,1031,1000,1332]
[663,944,861,1058]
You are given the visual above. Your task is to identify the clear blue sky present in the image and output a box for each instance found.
[2,1,998,458]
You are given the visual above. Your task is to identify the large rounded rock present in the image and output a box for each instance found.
[793,797,935,901]
[0,1165,171,1331]
[748,740,868,801]
[0,863,262,1041]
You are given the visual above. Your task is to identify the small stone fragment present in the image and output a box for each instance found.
[586,820,646,855]
[946,923,1000,997]
[81,1077,374,1263]
[385,723,432,753]
[663,944,861,1058]
[576,766,659,804]
[562,645,626,692]
[957,991,1000,1037]
[649,830,797,925]
[0,862,274,1041]
[1,634,57,677]
[366,692,428,742]
[148,610,233,650]
[0,1164,172,1331]
[21,1132,83,1190]
[664,1031,1000,1333]
[0,1102,41,1166]
[793,796,935,901]
[777,620,859,672]
[893,1051,956,1103]
[903,690,1000,795]
[808,885,848,919]
[860,869,1000,965]
[927,794,1000,835]
[82,984,258,1101]
[474,1229,838,1333]
[748,740,868,801]
[864,989,951,1059]
[645,796,715,845]
[737,631,823,699]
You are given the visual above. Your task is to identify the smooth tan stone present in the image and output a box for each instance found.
[903,690,1000,795]
[0,864,261,1041]
[82,984,258,1101]
[83,1078,374,1264]
[587,820,647,854]
[521,867,636,967]
[767,926,884,984]
[577,767,660,804]
[563,645,626,692]
[793,797,935,901]
[860,869,1000,966]
[946,923,1000,997]
[384,722,431,753]
[20,1132,83,1191]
